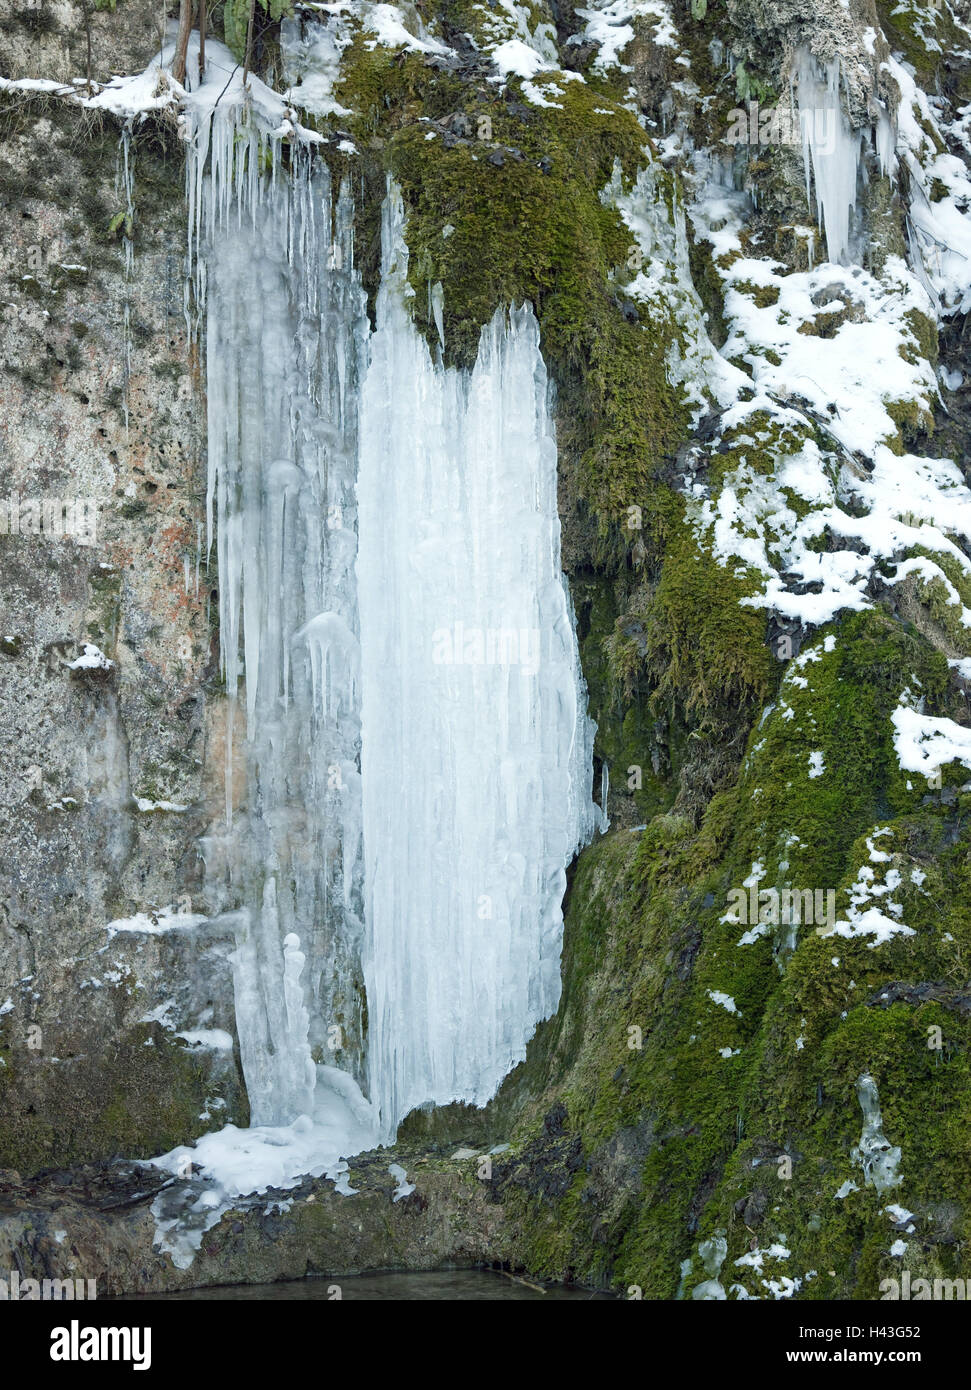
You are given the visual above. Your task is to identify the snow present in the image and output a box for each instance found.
[279,12,353,117]
[707,990,740,1014]
[735,1243,791,1270]
[892,703,971,777]
[176,1029,234,1051]
[686,233,969,624]
[576,0,678,75]
[141,1000,177,1028]
[743,861,765,888]
[603,160,747,419]
[67,643,113,671]
[684,98,971,631]
[86,63,185,119]
[491,38,551,80]
[884,1203,915,1226]
[388,1162,416,1201]
[0,77,74,96]
[106,906,208,935]
[364,2,451,55]
[467,0,559,84]
[828,831,916,949]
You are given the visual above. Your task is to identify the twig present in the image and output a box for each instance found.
[498,1268,547,1293]
[172,0,192,86]
[243,0,257,87]
[83,4,93,94]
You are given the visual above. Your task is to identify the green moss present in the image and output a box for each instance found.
[885,393,934,450]
[733,279,779,310]
[575,574,682,821]
[0,1018,240,1174]
[638,519,772,734]
[481,599,970,1295]
[336,52,693,520]
[223,0,294,64]
[902,307,939,370]
[876,0,971,97]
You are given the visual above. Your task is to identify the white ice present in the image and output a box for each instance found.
[357,181,602,1140]
[793,48,862,266]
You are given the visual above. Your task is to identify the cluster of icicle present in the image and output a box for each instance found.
[791,47,896,267]
[189,101,370,1127]
[185,94,603,1147]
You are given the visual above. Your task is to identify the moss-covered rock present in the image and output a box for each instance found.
[480,603,971,1296]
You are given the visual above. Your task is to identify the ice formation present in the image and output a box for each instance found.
[358,184,602,1139]
[793,49,863,267]
[187,94,371,1133]
[176,45,600,1184]
[853,1074,902,1195]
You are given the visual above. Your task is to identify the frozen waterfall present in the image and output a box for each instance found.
[191,105,371,1131]
[187,90,600,1176]
[358,185,602,1140]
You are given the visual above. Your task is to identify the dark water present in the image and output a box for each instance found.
[138,1270,612,1301]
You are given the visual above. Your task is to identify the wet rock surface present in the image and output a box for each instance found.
[0,1147,517,1294]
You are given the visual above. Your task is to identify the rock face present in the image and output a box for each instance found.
[3,0,971,1300]
[0,0,164,86]
[0,1152,511,1295]
[0,38,246,1168]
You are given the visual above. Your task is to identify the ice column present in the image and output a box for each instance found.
[357,183,602,1140]
[191,109,370,1127]
[793,48,863,265]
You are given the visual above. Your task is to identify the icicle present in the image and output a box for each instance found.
[197,116,371,1127]
[430,279,445,349]
[115,123,136,442]
[874,104,897,183]
[189,77,601,1157]
[793,48,863,265]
